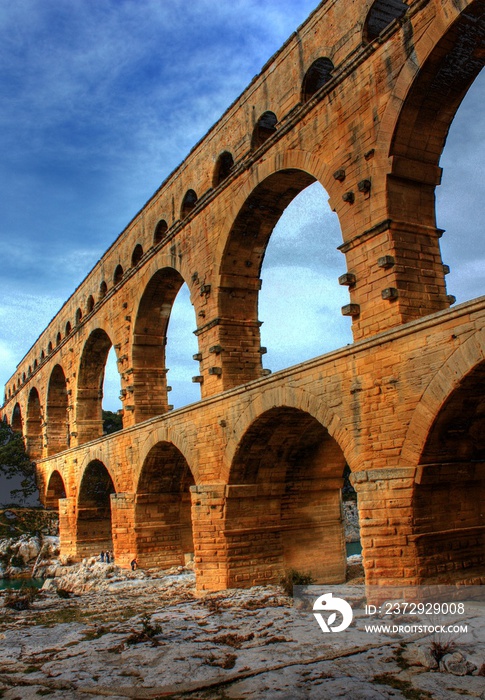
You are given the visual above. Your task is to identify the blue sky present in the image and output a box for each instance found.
[0,0,484,413]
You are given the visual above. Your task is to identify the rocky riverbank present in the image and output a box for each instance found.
[0,508,60,581]
[1,506,483,699]
[0,500,360,582]
[0,534,60,580]
[1,557,484,699]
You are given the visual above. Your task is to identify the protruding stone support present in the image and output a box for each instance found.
[73,419,103,447]
[132,364,170,424]
[45,419,70,457]
[194,316,264,395]
[352,467,418,586]
[340,219,449,339]
[223,484,283,589]
[25,418,43,461]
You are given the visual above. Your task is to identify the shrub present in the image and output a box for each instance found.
[56,588,71,599]
[279,568,315,597]
[5,584,40,611]
[118,614,163,649]
[10,555,25,568]
[430,638,456,663]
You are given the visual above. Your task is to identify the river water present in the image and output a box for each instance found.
[346,541,362,556]
[0,578,44,591]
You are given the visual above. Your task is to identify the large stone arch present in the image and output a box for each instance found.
[215,150,335,267]
[45,469,67,510]
[11,402,23,433]
[223,403,348,587]
[371,3,485,319]
[214,152,340,389]
[26,387,43,460]
[222,383,350,481]
[132,267,190,423]
[401,327,485,584]
[387,2,484,223]
[137,421,199,485]
[401,325,485,467]
[46,364,69,455]
[133,440,195,568]
[389,3,484,166]
[76,328,116,444]
[76,458,116,559]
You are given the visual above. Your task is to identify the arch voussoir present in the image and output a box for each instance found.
[401,327,485,468]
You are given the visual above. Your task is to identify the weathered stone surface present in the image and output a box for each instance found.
[440,651,477,676]
[17,536,41,564]
[0,565,484,700]
[344,501,360,543]
[403,644,439,669]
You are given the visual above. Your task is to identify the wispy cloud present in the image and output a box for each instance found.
[0,0,484,411]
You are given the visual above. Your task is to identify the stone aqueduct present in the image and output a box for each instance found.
[1,0,484,590]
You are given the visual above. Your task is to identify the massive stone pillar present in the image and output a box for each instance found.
[353,467,418,587]
[340,218,449,341]
[110,492,137,568]
[194,316,264,395]
[222,484,283,589]
[58,497,78,561]
[190,484,228,591]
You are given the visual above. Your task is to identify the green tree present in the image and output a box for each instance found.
[102,410,123,435]
[0,421,38,504]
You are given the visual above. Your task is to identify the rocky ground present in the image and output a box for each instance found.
[1,555,484,700]
[0,508,483,699]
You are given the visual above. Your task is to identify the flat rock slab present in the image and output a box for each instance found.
[1,568,484,699]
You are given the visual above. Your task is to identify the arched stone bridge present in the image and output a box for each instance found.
[2,0,484,591]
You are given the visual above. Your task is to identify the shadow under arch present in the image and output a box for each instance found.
[26,387,42,460]
[132,267,191,422]
[46,364,69,455]
[224,406,348,588]
[363,0,407,43]
[409,354,485,584]
[45,470,67,510]
[77,328,115,444]
[134,441,195,569]
[11,403,22,433]
[77,459,115,559]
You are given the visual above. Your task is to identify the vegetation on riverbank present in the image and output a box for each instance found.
[0,422,38,506]
[0,509,58,539]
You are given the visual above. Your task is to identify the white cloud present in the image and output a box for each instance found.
[0,0,483,414]
[0,293,64,391]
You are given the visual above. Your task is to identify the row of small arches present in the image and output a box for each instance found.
[6,59,331,398]
[5,2,407,400]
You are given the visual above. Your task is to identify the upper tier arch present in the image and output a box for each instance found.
[2,0,482,464]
